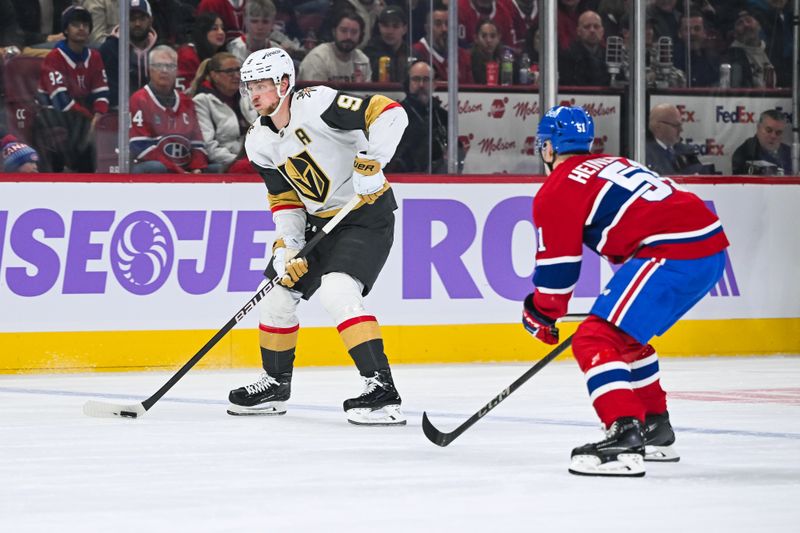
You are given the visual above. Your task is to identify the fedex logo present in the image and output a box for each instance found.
[684,137,725,156]
[676,105,695,122]
[716,105,755,123]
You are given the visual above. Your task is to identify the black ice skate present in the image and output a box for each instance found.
[644,411,680,462]
[343,369,406,426]
[569,417,646,477]
[227,371,291,416]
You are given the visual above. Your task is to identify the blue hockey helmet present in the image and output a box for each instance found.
[536,106,594,154]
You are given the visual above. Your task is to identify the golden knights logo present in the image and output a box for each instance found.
[295,87,316,100]
[279,150,330,203]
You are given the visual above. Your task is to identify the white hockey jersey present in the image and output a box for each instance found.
[245,85,407,218]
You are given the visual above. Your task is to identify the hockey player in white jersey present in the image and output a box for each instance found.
[227,47,409,425]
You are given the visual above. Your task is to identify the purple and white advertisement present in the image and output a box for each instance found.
[0,181,797,334]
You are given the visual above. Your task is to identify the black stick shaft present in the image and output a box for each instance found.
[422,334,575,446]
[141,196,360,411]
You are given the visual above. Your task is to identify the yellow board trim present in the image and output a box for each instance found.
[1,318,797,373]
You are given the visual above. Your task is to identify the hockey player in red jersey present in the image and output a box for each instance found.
[523,106,729,477]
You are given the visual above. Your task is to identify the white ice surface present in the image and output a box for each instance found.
[1,356,799,532]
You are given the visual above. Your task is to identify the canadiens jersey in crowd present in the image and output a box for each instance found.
[37,40,109,117]
[129,85,208,172]
[532,154,729,318]
[245,85,405,218]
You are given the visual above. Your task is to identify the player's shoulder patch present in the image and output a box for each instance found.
[294,87,317,101]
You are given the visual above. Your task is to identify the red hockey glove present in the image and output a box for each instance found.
[522,293,559,345]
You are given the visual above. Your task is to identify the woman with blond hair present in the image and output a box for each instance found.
[189,52,257,173]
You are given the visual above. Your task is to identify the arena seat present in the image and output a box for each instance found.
[3,56,44,144]
[94,112,120,173]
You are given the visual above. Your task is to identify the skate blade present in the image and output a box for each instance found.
[226,402,287,416]
[345,404,407,426]
[568,453,646,477]
[645,444,680,462]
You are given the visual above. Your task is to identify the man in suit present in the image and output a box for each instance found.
[646,103,684,175]
[645,103,711,175]
[732,109,791,176]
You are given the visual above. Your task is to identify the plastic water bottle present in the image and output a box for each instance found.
[500,48,514,86]
[518,53,531,85]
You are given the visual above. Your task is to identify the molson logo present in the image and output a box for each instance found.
[488,98,507,118]
[458,134,474,155]
[591,135,608,153]
[478,137,516,156]
[457,100,483,114]
[522,136,536,155]
[513,100,539,121]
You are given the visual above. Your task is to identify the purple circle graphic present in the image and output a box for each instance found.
[110,211,174,295]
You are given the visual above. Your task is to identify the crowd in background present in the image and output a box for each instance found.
[0,0,795,175]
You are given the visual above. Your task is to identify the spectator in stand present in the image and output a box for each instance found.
[151,0,195,46]
[9,0,71,48]
[298,10,372,82]
[363,5,410,83]
[329,0,385,50]
[84,0,119,45]
[559,10,610,87]
[0,0,25,59]
[385,60,456,173]
[100,0,158,108]
[732,109,791,175]
[470,19,514,84]
[227,0,279,63]
[130,45,208,174]
[85,0,196,46]
[721,9,774,88]
[508,0,538,50]
[197,0,247,42]
[673,11,718,87]
[189,52,257,173]
[557,0,584,50]
[748,0,793,87]
[34,5,109,173]
[458,0,515,49]
[647,0,681,44]
[598,0,628,38]
[397,0,431,42]
[646,103,707,175]
[2,134,39,172]
[412,1,473,83]
[177,12,227,92]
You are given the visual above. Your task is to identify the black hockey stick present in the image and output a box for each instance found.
[422,333,575,447]
[83,196,361,419]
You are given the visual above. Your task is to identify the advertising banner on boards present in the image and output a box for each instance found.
[1,180,797,334]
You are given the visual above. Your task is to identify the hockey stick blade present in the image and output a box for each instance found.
[421,334,575,447]
[80,196,361,420]
[83,400,147,419]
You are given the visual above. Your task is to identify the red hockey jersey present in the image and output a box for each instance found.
[37,42,109,118]
[129,85,208,172]
[458,0,516,48]
[532,154,729,319]
[411,39,474,83]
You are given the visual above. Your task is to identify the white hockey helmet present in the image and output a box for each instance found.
[240,47,295,96]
